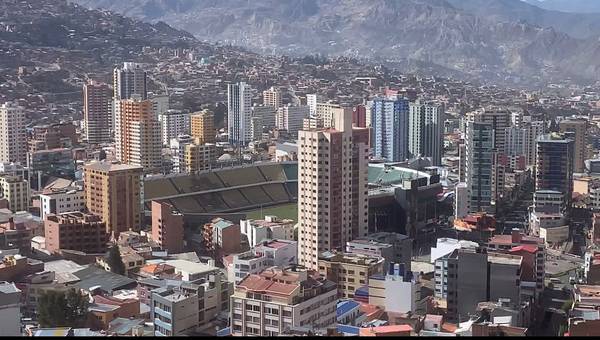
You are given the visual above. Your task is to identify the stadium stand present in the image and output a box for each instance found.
[215,166,266,187]
[257,163,287,182]
[144,162,299,215]
[262,183,291,202]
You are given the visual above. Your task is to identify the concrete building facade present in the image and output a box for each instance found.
[83,162,143,237]
[297,108,369,270]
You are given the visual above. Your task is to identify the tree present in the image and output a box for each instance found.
[107,245,126,275]
[38,289,88,328]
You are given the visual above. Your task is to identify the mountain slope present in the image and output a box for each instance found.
[524,0,600,14]
[71,0,600,85]
[448,0,600,39]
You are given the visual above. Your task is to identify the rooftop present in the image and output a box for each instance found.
[72,266,136,293]
[84,161,143,173]
[337,299,361,318]
[487,253,522,266]
[319,251,384,266]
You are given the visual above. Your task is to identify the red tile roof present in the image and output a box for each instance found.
[237,274,298,296]
[510,244,538,254]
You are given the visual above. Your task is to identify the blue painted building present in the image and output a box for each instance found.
[370,97,410,162]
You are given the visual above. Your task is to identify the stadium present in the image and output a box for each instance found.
[143,162,298,225]
[144,161,445,238]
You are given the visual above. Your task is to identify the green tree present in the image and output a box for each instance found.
[38,289,88,328]
[107,245,126,275]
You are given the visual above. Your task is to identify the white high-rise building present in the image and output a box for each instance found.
[504,127,529,157]
[297,108,369,270]
[159,110,191,146]
[263,86,282,108]
[465,121,494,214]
[306,94,320,116]
[276,105,310,136]
[227,82,252,146]
[0,102,27,165]
[526,121,545,166]
[113,62,147,100]
[408,102,444,165]
[316,102,342,128]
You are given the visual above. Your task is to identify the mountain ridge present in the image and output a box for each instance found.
[69,0,600,85]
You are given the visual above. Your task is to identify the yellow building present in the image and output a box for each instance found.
[0,175,29,212]
[190,110,215,144]
[318,252,384,299]
[83,161,143,237]
[184,142,216,173]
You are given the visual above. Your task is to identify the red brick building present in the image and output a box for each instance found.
[44,212,108,254]
[151,201,184,254]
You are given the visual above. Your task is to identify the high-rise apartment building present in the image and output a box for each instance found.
[0,175,29,212]
[151,201,184,254]
[190,110,215,144]
[306,94,321,116]
[559,118,588,173]
[297,108,369,270]
[504,127,529,158]
[115,97,163,174]
[370,97,410,162]
[0,102,27,165]
[83,161,143,237]
[262,86,282,108]
[159,110,190,146]
[276,105,310,137]
[227,82,252,146]
[44,212,108,254]
[113,62,147,100]
[526,121,545,166]
[83,81,111,144]
[468,107,511,151]
[316,102,343,129]
[535,133,574,209]
[465,121,494,213]
[408,101,444,165]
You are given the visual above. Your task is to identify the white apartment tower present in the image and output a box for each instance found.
[159,110,191,146]
[227,82,253,146]
[306,94,321,116]
[297,108,369,270]
[0,102,27,165]
[263,86,282,108]
[408,102,444,165]
[113,62,148,100]
[276,105,310,136]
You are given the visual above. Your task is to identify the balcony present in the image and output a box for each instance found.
[154,306,172,319]
[154,318,172,331]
